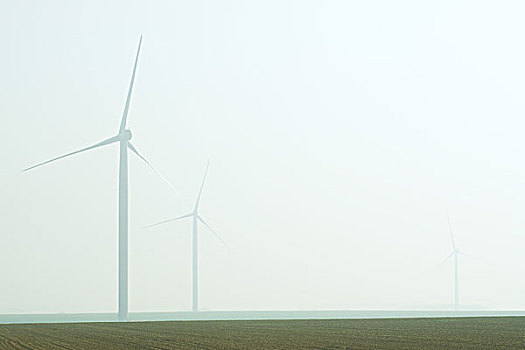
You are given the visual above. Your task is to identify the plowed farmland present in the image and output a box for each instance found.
[0,317,523,349]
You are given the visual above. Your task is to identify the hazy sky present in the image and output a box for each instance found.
[2,0,525,313]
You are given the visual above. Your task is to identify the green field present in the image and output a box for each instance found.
[0,317,524,349]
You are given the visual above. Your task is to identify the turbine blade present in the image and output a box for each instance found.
[128,142,181,196]
[198,215,229,250]
[144,213,193,229]
[23,136,119,172]
[119,35,142,132]
[447,214,456,251]
[439,251,455,265]
[194,161,210,211]
[458,250,474,258]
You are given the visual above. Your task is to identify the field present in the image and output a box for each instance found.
[0,317,524,349]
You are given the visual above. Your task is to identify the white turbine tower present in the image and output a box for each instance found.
[441,215,465,309]
[24,36,168,321]
[146,162,228,312]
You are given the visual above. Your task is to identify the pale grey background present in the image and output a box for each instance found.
[1,0,524,313]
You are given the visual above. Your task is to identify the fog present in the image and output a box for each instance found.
[1,0,525,315]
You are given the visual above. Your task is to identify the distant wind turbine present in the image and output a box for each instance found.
[24,36,170,321]
[145,162,228,312]
[441,215,466,309]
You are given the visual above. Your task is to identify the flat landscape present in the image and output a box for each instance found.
[0,317,524,349]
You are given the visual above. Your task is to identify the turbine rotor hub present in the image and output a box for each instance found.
[119,129,132,141]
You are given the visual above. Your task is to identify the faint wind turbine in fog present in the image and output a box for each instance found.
[23,36,171,321]
[441,215,467,309]
[145,162,229,312]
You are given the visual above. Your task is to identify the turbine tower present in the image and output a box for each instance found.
[146,162,228,312]
[24,36,167,321]
[442,215,464,309]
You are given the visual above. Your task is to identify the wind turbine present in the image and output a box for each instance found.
[145,162,228,312]
[24,36,168,321]
[441,215,465,309]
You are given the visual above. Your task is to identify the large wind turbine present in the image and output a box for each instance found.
[146,162,228,312]
[24,36,165,321]
[441,215,465,309]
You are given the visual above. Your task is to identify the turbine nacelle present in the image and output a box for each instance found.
[119,129,133,141]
